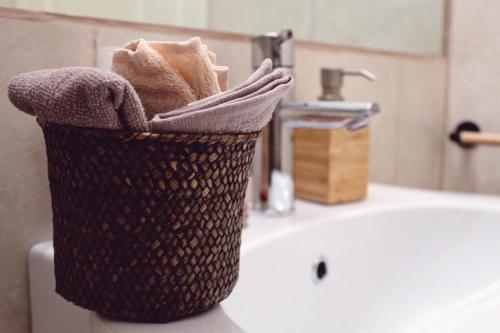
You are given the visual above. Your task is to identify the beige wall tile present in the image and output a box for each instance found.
[395,58,447,189]
[0,18,94,333]
[444,0,500,194]
[294,46,401,184]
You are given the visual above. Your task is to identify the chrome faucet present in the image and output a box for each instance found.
[251,29,380,213]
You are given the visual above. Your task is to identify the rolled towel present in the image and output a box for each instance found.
[150,59,295,133]
[113,38,228,119]
[8,67,149,132]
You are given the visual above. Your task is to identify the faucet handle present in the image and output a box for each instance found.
[319,68,376,101]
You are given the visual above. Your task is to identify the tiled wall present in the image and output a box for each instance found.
[294,47,446,187]
[0,17,95,333]
[0,7,447,333]
[443,0,500,194]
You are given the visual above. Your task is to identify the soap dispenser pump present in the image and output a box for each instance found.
[319,68,376,101]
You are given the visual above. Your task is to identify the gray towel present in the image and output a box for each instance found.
[8,67,149,132]
[150,59,295,133]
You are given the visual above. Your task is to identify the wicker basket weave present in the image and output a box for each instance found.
[40,122,259,323]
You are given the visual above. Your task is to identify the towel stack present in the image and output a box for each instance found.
[8,37,294,134]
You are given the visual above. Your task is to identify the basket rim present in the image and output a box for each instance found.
[39,121,261,144]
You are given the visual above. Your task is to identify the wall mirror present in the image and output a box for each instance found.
[1,0,446,55]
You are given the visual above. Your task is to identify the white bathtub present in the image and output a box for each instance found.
[31,184,500,333]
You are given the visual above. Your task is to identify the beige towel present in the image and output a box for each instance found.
[8,67,149,132]
[112,38,228,119]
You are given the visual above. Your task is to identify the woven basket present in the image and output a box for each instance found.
[40,122,259,323]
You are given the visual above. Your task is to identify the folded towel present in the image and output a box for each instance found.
[150,59,295,133]
[113,38,227,119]
[155,59,274,120]
[8,67,149,132]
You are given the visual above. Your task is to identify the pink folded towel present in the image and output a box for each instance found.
[112,38,228,119]
[150,59,295,133]
[8,67,149,132]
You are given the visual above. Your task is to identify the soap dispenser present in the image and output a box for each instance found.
[318,68,376,101]
[293,68,375,204]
